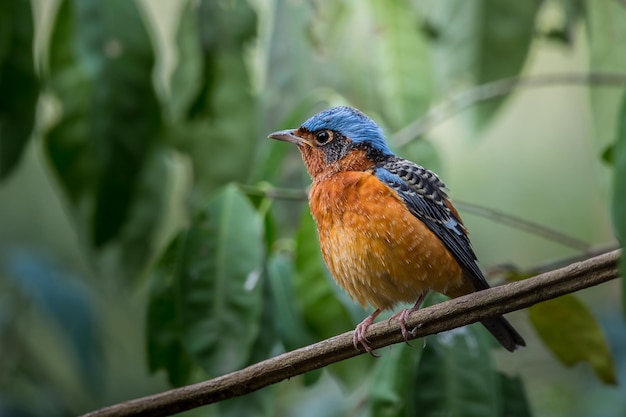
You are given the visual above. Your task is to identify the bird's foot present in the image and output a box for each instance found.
[353,309,381,357]
[388,293,427,345]
[388,308,414,345]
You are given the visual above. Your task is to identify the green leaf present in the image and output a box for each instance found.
[216,389,274,417]
[147,185,264,383]
[497,373,532,417]
[114,146,190,281]
[368,0,432,130]
[45,0,162,247]
[542,0,583,44]
[370,343,422,417]
[2,249,102,390]
[562,0,584,44]
[529,294,617,385]
[146,237,194,387]
[411,324,501,417]
[266,253,317,351]
[418,0,541,129]
[601,143,614,165]
[44,0,95,203]
[185,184,264,375]
[166,0,259,205]
[0,0,38,179]
[614,89,626,310]
[586,2,626,306]
[167,0,203,122]
[585,1,626,159]
[262,0,318,127]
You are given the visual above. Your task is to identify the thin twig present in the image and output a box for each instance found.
[488,245,620,279]
[393,72,626,146]
[81,250,621,417]
[238,183,308,201]
[455,199,591,252]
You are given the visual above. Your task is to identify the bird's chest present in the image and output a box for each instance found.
[308,172,458,310]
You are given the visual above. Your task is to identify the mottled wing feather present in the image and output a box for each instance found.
[375,158,490,291]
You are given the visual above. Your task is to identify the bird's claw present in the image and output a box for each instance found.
[353,315,380,357]
[389,309,414,345]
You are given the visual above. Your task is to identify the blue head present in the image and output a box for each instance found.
[300,106,392,154]
[268,106,394,176]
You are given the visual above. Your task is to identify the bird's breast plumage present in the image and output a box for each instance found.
[309,170,469,311]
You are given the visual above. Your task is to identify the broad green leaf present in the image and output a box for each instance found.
[262,0,319,127]
[370,343,422,417]
[267,253,317,351]
[45,0,162,247]
[246,256,279,366]
[216,389,274,417]
[529,294,617,385]
[85,0,162,247]
[147,185,264,383]
[411,324,501,417]
[613,89,626,308]
[417,0,541,130]
[146,237,194,387]
[44,0,95,203]
[0,0,38,179]
[426,0,542,85]
[166,0,259,205]
[585,2,626,309]
[113,146,190,282]
[586,1,626,155]
[602,144,614,165]
[2,249,102,390]
[184,185,264,375]
[168,0,203,122]
[368,0,432,131]
[300,1,432,131]
[497,373,532,417]
[541,0,583,44]
[561,0,584,44]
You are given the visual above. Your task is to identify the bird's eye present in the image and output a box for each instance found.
[315,130,331,145]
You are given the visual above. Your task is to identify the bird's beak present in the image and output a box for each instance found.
[268,129,312,147]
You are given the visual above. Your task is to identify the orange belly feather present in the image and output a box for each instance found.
[309,170,469,311]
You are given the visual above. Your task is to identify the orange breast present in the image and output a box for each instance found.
[309,171,468,311]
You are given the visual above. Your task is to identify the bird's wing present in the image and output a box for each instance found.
[374,159,489,290]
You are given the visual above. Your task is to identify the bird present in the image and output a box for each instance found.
[268,106,525,354]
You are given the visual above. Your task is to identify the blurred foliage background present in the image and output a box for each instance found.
[1,0,626,416]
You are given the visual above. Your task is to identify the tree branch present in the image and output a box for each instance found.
[82,249,621,417]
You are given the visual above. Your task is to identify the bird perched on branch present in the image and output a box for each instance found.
[269,106,525,354]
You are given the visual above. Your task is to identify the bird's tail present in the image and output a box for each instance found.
[480,315,526,352]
